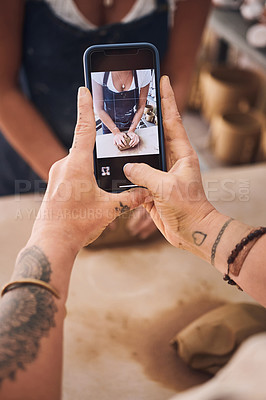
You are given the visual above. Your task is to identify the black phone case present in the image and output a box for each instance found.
[83,42,166,193]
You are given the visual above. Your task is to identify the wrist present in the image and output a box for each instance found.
[13,232,77,304]
[27,226,82,261]
[30,221,81,257]
[183,207,252,274]
[177,202,216,252]
[113,127,120,135]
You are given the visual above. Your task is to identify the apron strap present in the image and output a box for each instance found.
[156,0,168,6]
[133,70,139,90]
[103,71,109,86]
[156,0,169,12]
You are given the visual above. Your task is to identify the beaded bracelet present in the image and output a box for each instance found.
[223,227,266,291]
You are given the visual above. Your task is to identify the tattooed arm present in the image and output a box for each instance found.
[0,87,146,400]
[0,244,74,399]
[124,76,266,307]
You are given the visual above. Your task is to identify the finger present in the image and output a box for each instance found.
[115,137,121,147]
[138,222,158,239]
[132,136,138,146]
[124,162,166,194]
[71,87,96,153]
[108,187,148,218]
[130,213,154,237]
[116,137,122,147]
[160,76,194,168]
[127,207,146,233]
[108,220,117,231]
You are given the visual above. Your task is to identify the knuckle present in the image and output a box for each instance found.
[135,163,146,174]
[162,91,175,103]
[164,119,181,134]
[164,110,182,125]
[190,150,200,165]
[172,109,182,123]
[78,102,89,114]
[48,159,61,179]
[75,120,91,134]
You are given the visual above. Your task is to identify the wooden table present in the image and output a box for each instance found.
[0,164,265,400]
[96,126,159,158]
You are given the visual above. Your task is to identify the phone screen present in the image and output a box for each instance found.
[84,45,165,192]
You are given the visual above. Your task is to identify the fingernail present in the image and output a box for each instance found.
[165,75,171,85]
[79,87,87,97]
[123,163,133,175]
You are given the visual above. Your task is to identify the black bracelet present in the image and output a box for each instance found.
[223,226,266,291]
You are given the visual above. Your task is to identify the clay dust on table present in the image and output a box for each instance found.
[108,296,224,392]
[65,295,224,394]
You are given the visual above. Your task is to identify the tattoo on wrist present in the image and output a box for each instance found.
[211,218,234,266]
[192,231,207,246]
[0,246,57,384]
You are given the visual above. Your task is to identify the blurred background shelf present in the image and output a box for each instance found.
[184,6,266,172]
[208,7,266,69]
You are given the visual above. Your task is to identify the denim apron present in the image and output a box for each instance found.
[0,0,169,196]
[102,70,139,134]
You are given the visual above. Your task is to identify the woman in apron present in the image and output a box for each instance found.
[0,0,211,238]
[92,69,151,149]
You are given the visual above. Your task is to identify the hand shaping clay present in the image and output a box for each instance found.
[171,303,266,374]
[117,133,140,151]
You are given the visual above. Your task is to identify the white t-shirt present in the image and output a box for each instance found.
[29,0,180,30]
[92,70,152,93]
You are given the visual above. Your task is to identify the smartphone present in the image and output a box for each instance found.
[83,43,166,192]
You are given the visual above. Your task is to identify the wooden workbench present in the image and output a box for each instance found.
[96,126,159,158]
[0,164,265,400]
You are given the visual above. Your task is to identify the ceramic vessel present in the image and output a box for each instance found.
[144,104,153,114]
[200,66,260,121]
[145,111,155,123]
[211,111,262,164]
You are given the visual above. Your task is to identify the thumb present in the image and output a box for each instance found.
[123,163,165,194]
[70,87,96,153]
[111,187,149,216]
[96,187,148,222]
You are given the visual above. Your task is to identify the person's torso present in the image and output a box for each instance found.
[22,0,170,148]
[38,0,162,30]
